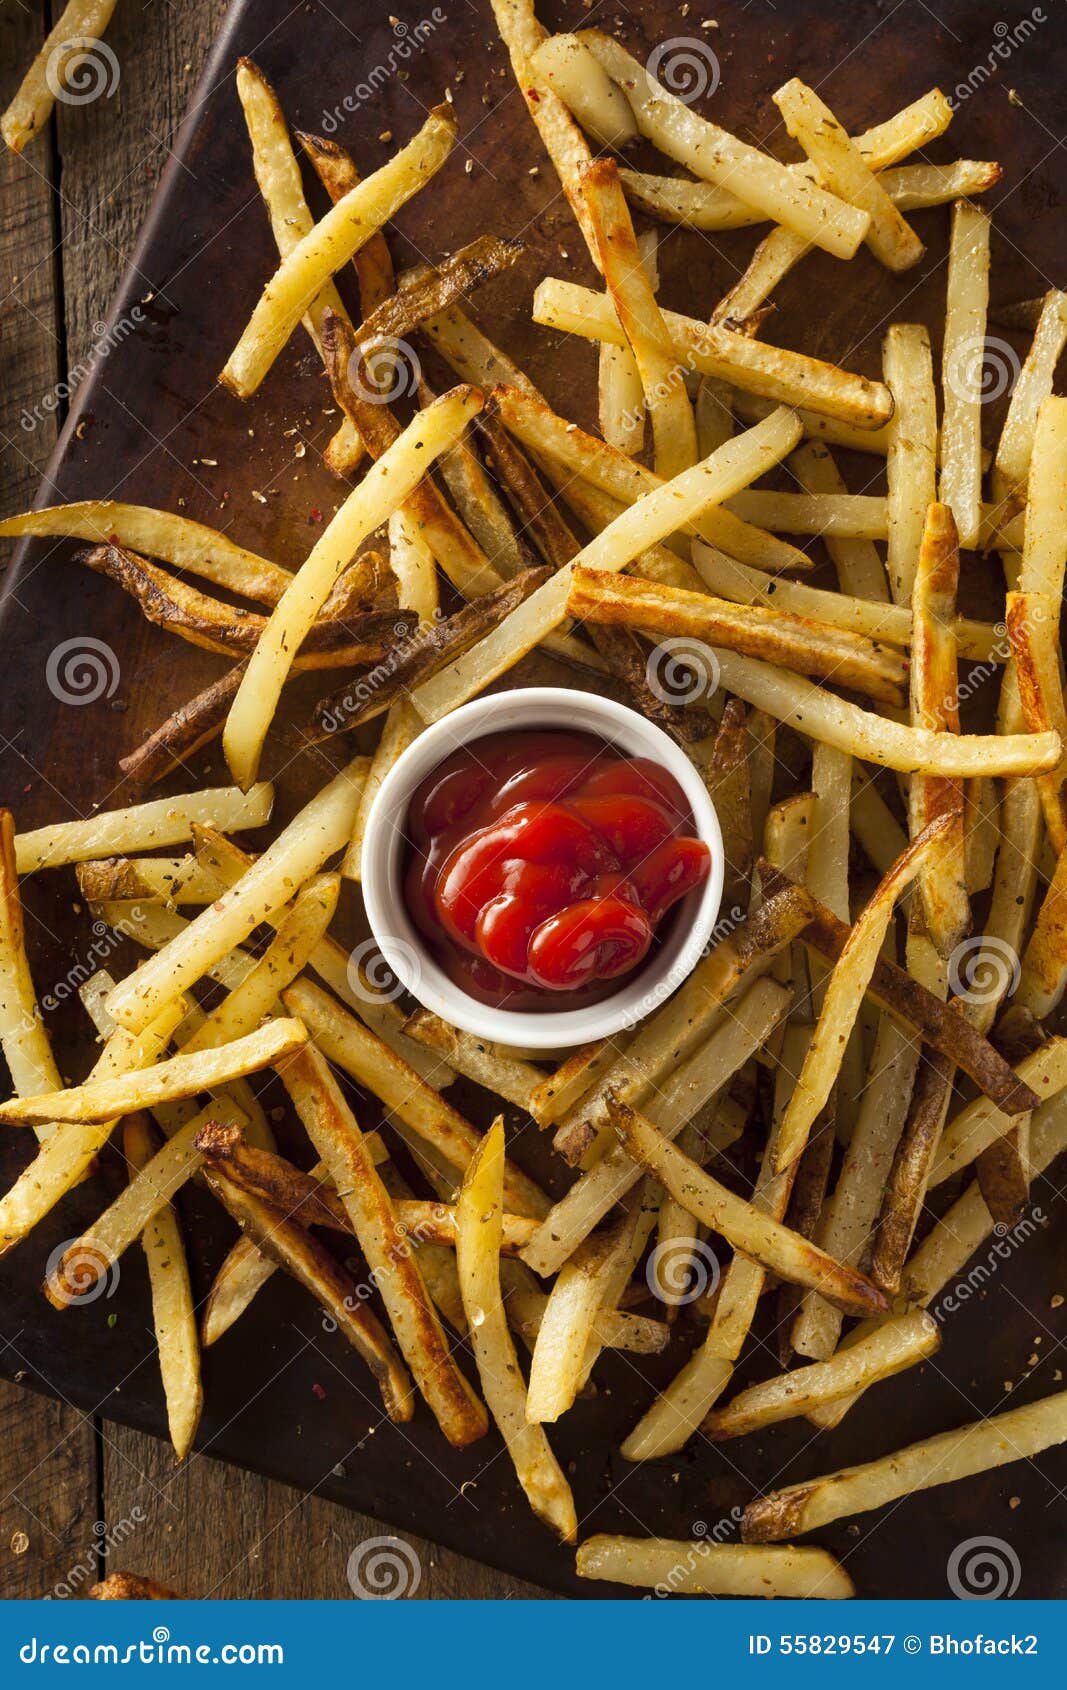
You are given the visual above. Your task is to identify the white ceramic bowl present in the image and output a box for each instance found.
[361,688,724,1052]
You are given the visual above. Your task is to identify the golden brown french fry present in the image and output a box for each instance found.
[283,976,548,1219]
[15,785,273,876]
[411,408,802,723]
[939,200,991,548]
[709,648,1059,779]
[567,566,908,706]
[123,1114,202,1461]
[224,386,482,788]
[1015,852,1067,1020]
[2,1,120,153]
[400,1009,542,1108]
[530,34,637,148]
[614,1102,888,1318]
[456,1118,576,1538]
[773,79,923,270]
[706,1311,938,1441]
[743,1390,1067,1542]
[581,158,696,476]
[220,105,456,395]
[908,504,970,955]
[993,299,1067,511]
[929,1036,1067,1186]
[105,757,366,1033]
[578,32,870,257]
[0,1018,306,1126]
[282,1042,487,1447]
[0,811,62,1134]
[576,1537,854,1599]
[774,816,953,1172]
[883,324,938,603]
[533,279,893,428]
[1007,589,1067,853]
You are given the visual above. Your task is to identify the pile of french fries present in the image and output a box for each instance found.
[3,2,1067,1601]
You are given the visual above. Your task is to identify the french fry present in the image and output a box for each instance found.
[224,386,482,787]
[400,1009,542,1108]
[732,389,891,455]
[0,502,293,605]
[388,507,439,627]
[236,58,363,475]
[567,566,908,706]
[3,2,120,150]
[692,542,998,664]
[529,1038,627,1128]
[620,1023,808,1461]
[619,157,998,232]
[581,159,697,477]
[883,324,938,603]
[455,1119,576,1536]
[281,1042,488,1447]
[576,1537,854,1599]
[533,280,893,428]
[929,1036,1067,1187]
[0,1018,306,1127]
[524,977,793,1277]
[283,976,548,1219]
[613,1101,888,1317]
[708,650,1058,779]
[577,32,870,258]
[774,817,952,1172]
[118,667,245,791]
[122,1114,202,1460]
[939,200,991,549]
[297,129,396,319]
[220,105,456,396]
[0,812,62,1132]
[0,1000,185,1253]
[104,757,367,1033]
[493,384,808,575]
[1016,398,1067,602]
[202,1158,415,1421]
[774,79,923,271]
[788,440,888,602]
[598,339,645,456]
[411,408,802,723]
[45,1100,244,1308]
[530,34,637,148]
[1015,851,1067,1020]
[706,1310,939,1440]
[75,854,224,908]
[908,504,970,956]
[15,784,273,876]
[743,1390,1067,1542]
[993,298,1067,511]
[1007,590,1067,853]
[791,1012,919,1362]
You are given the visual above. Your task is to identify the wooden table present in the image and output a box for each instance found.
[0,0,546,1603]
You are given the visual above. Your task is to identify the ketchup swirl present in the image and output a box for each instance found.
[404,729,710,1011]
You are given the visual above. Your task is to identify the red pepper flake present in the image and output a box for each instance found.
[526,87,540,102]
[308,507,324,524]
[312,1382,326,1400]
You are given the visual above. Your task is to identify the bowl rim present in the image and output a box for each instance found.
[360,687,725,1051]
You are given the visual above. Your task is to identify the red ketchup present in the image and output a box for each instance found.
[404,729,711,1011]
